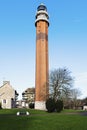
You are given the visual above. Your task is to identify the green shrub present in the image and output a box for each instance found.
[29,103,34,109]
[46,98,55,112]
[55,100,63,112]
[46,98,63,113]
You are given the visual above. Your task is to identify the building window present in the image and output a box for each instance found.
[3,99,6,103]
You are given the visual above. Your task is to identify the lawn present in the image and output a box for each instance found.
[0,109,87,130]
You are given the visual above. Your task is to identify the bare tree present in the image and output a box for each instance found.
[49,67,74,101]
[70,88,81,100]
[70,88,82,109]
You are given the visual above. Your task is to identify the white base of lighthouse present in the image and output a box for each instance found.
[35,101,46,110]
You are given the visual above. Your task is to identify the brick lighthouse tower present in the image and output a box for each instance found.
[35,4,49,110]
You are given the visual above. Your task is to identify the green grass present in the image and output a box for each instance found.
[0,108,87,130]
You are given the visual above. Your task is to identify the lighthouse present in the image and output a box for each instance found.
[35,4,49,110]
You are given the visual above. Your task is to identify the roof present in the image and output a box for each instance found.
[22,87,35,95]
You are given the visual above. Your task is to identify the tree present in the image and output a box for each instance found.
[70,88,82,109]
[49,67,74,101]
[82,97,87,105]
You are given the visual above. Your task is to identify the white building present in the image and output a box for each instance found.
[22,87,35,103]
[83,104,87,110]
[22,87,35,108]
[0,81,19,109]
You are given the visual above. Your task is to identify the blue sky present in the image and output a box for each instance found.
[0,0,87,99]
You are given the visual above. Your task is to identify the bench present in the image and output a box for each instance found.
[16,111,29,116]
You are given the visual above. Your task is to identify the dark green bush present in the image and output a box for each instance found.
[29,103,34,109]
[46,98,63,113]
[55,100,63,112]
[46,98,55,112]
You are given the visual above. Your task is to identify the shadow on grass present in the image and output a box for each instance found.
[0,114,32,130]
